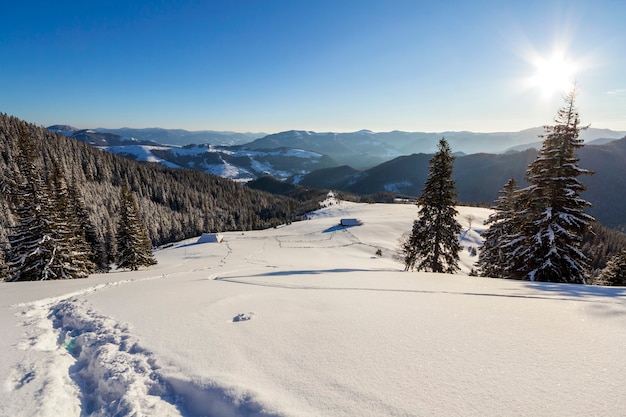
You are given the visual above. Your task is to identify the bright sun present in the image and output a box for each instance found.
[529,53,577,98]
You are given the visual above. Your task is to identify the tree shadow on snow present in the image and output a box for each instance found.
[522,281,626,299]
[215,273,626,312]
[519,282,626,318]
[322,225,356,233]
[217,268,392,281]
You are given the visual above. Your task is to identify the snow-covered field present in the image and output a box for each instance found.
[1,200,625,417]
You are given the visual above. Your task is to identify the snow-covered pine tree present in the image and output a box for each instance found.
[116,182,157,271]
[0,197,10,281]
[103,220,117,266]
[5,129,62,281]
[598,248,626,286]
[477,178,520,278]
[403,137,461,273]
[44,164,95,279]
[6,128,48,281]
[512,89,594,283]
[0,243,7,281]
[67,178,109,272]
[0,258,5,281]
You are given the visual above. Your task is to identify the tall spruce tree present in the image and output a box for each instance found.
[0,243,7,281]
[511,90,594,283]
[67,178,109,272]
[5,129,56,281]
[477,178,521,278]
[116,182,157,270]
[0,260,5,281]
[403,138,461,273]
[45,164,95,278]
[0,196,10,281]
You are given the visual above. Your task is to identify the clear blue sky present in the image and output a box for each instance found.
[1,0,625,133]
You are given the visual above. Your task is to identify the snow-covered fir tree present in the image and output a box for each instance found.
[45,164,95,278]
[476,178,521,278]
[511,89,594,283]
[67,178,109,272]
[5,129,90,280]
[0,244,7,281]
[0,197,10,281]
[116,182,157,271]
[6,128,54,281]
[598,248,626,286]
[403,138,461,273]
[0,260,5,280]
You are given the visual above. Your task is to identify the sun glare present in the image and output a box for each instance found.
[529,53,577,98]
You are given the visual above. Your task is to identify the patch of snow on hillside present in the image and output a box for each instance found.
[196,156,253,180]
[280,148,321,159]
[99,145,179,166]
[236,148,321,160]
[169,145,214,156]
[209,145,234,156]
[171,145,320,162]
[248,158,291,178]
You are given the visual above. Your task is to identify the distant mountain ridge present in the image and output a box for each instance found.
[243,127,626,168]
[49,124,626,172]
[48,125,266,147]
[47,125,161,147]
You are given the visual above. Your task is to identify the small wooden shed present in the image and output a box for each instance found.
[197,233,224,244]
[340,218,362,226]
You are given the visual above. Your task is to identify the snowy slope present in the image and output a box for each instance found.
[99,145,182,169]
[1,202,625,417]
[97,143,328,181]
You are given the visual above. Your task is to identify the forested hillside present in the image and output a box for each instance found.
[0,114,303,271]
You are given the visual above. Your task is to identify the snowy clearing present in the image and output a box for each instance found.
[1,201,625,417]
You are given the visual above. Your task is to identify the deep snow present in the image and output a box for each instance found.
[1,200,625,417]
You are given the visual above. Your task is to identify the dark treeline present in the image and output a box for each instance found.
[583,221,626,278]
[0,113,305,275]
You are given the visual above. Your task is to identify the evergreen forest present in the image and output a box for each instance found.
[0,114,308,280]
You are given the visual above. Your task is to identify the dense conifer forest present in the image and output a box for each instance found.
[0,113,306,278]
